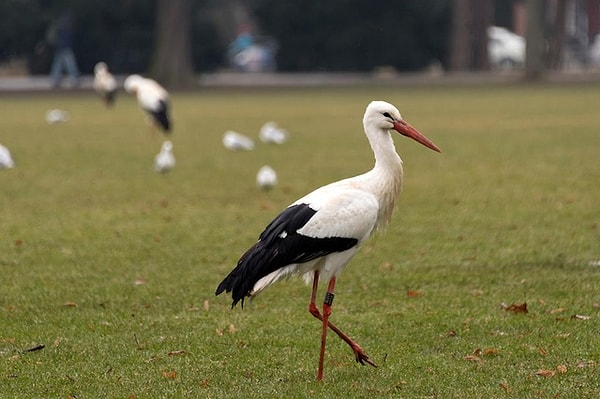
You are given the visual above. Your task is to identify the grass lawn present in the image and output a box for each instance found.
[1,82,599,398]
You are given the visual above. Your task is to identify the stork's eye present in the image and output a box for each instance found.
[383,112,392,118]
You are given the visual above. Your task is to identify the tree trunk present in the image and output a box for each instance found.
[449,0,493,71]
[150,0,195,87]
[449,0,471,71]
[525,0,546,80]
[546,0,567,70]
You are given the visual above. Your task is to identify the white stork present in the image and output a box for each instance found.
[154,140,175,173]
[93,62,118,107]
[124,74,171,133]
[215,101,441,380]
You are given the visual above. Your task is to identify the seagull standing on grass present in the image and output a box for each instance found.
[0,144,15,169]
[256,165,277,190]
[124,74,171,133]
[93,62,118,107]
[216,101,441,380]
[154,140,175,173]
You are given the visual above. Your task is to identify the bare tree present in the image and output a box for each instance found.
[150,0,195,87]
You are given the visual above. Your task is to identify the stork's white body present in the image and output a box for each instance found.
[216,100,440,380]
[124,74,171,132]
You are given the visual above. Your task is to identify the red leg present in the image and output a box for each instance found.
[308,272,376,381]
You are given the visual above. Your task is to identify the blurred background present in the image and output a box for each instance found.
[1,0,599,86]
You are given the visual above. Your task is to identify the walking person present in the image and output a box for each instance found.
[49,9,80,88]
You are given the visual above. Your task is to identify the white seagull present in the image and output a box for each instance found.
[259,121,289,144]
[256,165,277,190]
[93,62,118,107]
[222,131,255,151]
[124,74,171,133]
[216,101,441,380]
[45,109,70,124]
[154,140,175,173]
[0,144,15,169]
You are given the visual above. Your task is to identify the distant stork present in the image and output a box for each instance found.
[93,62,118,107]
[216,101,441,380]
[124,74,171,133]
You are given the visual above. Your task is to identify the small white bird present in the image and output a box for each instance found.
[93,62,118,107]
[223,131,255,151]
[256,165,277,190]
[124,74,171,133]
[216,101,441,381]
[0,144,15,169]
[259,121,289,144]
[45,109,70,124]
[154,140,175,173]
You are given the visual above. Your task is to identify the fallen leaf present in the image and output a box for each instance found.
[556,364,568,374]
[134,279,146,286]
[499,382,511,393]
[535,369,556,377]
[168,350,186,357]
[64,301,77,308]
[549,307,565,314]
[228,324,236,333]
[215,328,223,336]
[571,314,591,320]
[406,290,421,297]
[483,348,500,356]
[464,355,483,363]
[162,371,177,379]
[203,300,210,311]
[505,303,528,314]
[380,262,393,271]
[200,379,209,388]
[538,346,548,356]
[128,394,136,399]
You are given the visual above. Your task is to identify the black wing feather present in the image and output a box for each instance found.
[149,99,171,132]
[215,203,358,308]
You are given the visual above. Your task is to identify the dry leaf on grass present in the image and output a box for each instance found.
[464,355,483,363]
[535,369,556,377]
[167,350,186,357]
[162,370,177,379]
[571,314,591,320]
[503,302,528,314]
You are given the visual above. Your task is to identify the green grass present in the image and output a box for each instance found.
[1,83,599,398]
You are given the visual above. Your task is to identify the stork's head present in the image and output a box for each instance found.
[365,101,441,153]
[124,74,143,94]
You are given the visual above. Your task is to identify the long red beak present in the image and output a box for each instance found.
[393,120,441,153]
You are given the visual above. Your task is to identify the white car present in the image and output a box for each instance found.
[488,26,526,69]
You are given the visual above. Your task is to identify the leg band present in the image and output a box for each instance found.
[324,292,335,306]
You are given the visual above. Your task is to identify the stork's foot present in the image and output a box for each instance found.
[351,344,377,367]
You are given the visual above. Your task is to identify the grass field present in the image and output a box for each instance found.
[1,82,599,398]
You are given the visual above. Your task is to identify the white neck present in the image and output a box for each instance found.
[363,126,404,230]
